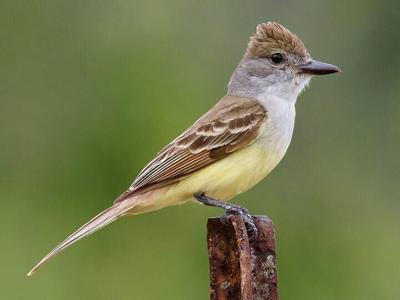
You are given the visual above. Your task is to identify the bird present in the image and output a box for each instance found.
[27,21,340,276]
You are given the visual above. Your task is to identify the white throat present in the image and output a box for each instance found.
[254,74,311,105]
[252,75,311,160]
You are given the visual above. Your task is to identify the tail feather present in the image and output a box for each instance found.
[27,200,134,276]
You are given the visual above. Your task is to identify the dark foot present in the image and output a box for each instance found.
[224,207,258,241]
[194,193,257,240]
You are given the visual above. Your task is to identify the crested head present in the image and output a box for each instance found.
[228,21,339,101]
[246,22,310,59]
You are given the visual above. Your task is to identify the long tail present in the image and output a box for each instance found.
[27,199,136,276]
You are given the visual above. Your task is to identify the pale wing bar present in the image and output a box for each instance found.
[114,99,266,203]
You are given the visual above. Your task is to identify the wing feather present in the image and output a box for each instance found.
[114,96,267,203]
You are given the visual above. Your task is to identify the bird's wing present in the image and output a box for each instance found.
[114,96,267,203]
[27,96,266,276]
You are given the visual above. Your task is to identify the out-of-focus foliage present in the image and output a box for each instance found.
[1,0,399,299]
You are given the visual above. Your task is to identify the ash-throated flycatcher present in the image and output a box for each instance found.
[28,21,340,276]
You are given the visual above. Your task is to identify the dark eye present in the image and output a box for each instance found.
[271,53,284,64]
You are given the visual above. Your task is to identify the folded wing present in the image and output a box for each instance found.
[115,96,267,203]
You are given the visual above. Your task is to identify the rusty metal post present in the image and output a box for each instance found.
[207,215,279,300]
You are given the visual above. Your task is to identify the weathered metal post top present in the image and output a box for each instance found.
[207,215,279,300]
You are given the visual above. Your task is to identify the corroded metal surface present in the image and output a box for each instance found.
[207,215,278,300]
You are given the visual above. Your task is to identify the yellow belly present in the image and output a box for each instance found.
[131,142,285,214]
[177,142,282,200]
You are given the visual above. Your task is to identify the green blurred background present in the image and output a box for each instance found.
[1,0,400,299]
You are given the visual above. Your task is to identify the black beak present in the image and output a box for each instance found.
[297,59,341,75]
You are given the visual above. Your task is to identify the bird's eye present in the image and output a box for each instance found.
[270,53,284,64]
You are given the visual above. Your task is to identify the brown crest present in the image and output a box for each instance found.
[247,22,309,59]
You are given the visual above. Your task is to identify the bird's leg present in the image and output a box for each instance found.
[193,193,257,240]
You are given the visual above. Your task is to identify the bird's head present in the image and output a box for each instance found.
[228,22,340,100]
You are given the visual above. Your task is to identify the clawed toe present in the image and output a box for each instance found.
[193,193,257,240]
[225,207,258,241]
[244,216,258,241]
[241,213,258,241]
